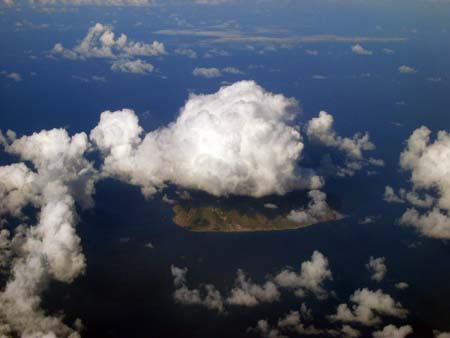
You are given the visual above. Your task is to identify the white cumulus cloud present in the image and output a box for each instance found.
[329,288,408,326]
[366,256,387,282]
[389,126,450,239]
[111,59,154,74]
[372,324,413,338]
[351,44,373,55]
[90,81,320,198]
[51,23,165,61]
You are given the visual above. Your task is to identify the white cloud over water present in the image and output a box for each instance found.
[91,81,319,197]
[387,126,450,239]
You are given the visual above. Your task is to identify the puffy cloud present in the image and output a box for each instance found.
[226,270,280,306]
[307,111,374,160]
[359,216,376,224]
[274,250,333,299]
[390,126,450,239]
[287,190,342,225]
[52,43,78,60]
[384,185,433,207]
[171,265,224,312]
[174,48,197,59]
[193,66,243,78]
[251,304,361,338]
[351,44,373,55]
[306,111,382,176]
[329,288,408,326]
[0,163,39,220]
[435,332,450,338]
[52,23,165,61]
[192,67,222,78]
[383,186,404,203]
[372,325,413,338]
[398,65,416,74]
[91,81,319,198]
[0,127,97,337]
[0,229,11,269]
[6,128,97,209]
[111,59,154,74]
[366,256,387,282]
[172,251,332,313]
[251,319,286,338]
[395,282,409,290]
[277,310,324,335]
[399,127,450,209]
[341,325,362,338]
[264,203,278,209]
[399,207,450,239]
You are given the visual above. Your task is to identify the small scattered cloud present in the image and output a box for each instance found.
[111,59,154,74]
[395,282,409,290]
[329,288,408,326]
[398,65,416,74]
[192,67,222,78]
[174,48,197,59]
[171,251,332,313]
[359,216,377,224]
[306,111,383,176]
[351,44,373,55]
[366,256,387,282]
[306,49,319,56]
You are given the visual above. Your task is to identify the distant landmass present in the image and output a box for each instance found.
[172,204,342,232]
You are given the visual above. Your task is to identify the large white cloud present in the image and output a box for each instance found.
[387,126,450,239]
[91,81,321,198]
[0,128,97,338]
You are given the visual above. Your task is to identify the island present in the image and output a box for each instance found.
[172,203,342,232]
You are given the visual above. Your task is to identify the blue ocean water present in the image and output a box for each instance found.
[1,2,450,337]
